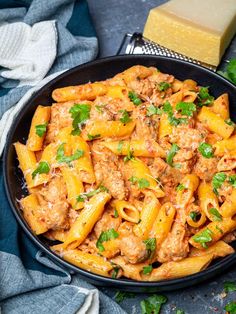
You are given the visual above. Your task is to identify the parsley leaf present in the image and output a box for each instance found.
[128,91,142,106]
[117,140,124,153]
[176,310,185,314]
[56,143,84,164]
[157,82,171,91]
[114,291,135,303]
[119,110,132,124]
[32,161,50,179]
[143,238,156,253]
[124,146,134,162]
[176,184,186,192]
[143,265,153,275]
[218,58,236,85]
[192,228,213,249]
[176,102,196,117]
[228,175,236,188]
[146,104,162,116]
[129,176,150,189]
[96,228,119,252]
[224,301,236,314]
[209,207,222,221]
[166,143,180,167]
[216,225,223,234]
[189,211,200,222]
[163,101,188,126]
[140,294,167,314]
[197,87,214,106]
[69,103,90,135]
[87,133,100,140]
[212,172,227,194]
[225,118,235,127]
[114,208,119,218]
[35,123,48,137]
[111,267,119,279]
[77,185,109,202]
[198,142,214,158]
[224,281,236,293]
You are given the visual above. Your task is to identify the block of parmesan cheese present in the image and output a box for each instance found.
[143,0,236,66]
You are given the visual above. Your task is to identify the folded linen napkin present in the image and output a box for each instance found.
[0,1,125,313]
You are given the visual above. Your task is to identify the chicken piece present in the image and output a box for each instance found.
[170,125,206,150]
[222,230,236,243]
[94,208,121,238]
[193,154,219,181]
[217,154,236,171]
[173,149,196,174]
[157,221,189,263]
[92,142,127,200]
[90,97,114,121]
[37,176,69,230]
[149,157,183,187]
[119,234,149,264]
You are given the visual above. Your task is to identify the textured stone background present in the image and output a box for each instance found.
[87,1,236,313]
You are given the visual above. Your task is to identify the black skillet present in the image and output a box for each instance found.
[3,55,236,292]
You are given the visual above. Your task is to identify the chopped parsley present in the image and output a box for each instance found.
[87,133,100,140]
[124,146,134,162]
[209,207,222,221]
[224,281,236,293]
[56,143,84,164]
[129,176,150,189]
[192,228,213,249]
[69,103,90,135]
[143,265,153,275]
[140,294,167,314]
[32,161,50,179]
[117,140,124,153]
[35,123,47,137]
[225,118,235,127]
[218,58,236,85]
[119,110,132,124]
[114,291,135,303]
[166,143,180,167]
[163,101,188,126]
[176,184,186,192]
[216,225,223,234]
[189,211,200,222]
[197,87,214,107]
[198,142,214,158]
[212,172,227,195]
[111,267,119,279]
[128,91,142,106]
[76,185,108,202]
[96,228,119,252]
[176,102,196,117]
[228,175,236,188]
[143,238,156,253]
[157,82,171,91]
[224,301,236,314]
[146,104,162,117]
[114,208,119,218]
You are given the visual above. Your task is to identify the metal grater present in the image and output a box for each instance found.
[117,33,217,71]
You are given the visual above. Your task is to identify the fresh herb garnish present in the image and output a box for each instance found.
[190,211,199,222]
[119,110,132,124]
[111,267,119,279]
[218,58,236,85]
[143,238,156,253]
[192,228,213,249]
[128,91,142,106]
[114,291,135,303]
[176,184,186,192]
[224,301,236,314]
[225,118,235,127]
[157,82,171,92]
[198,142,214,158]
[176,102,196,117]
[197,87,214,106]
[56,143,84,164]
[129,176,150,189]
[69,103,90,135]
[124,146,134,162]
[209,207,222,221]
[96,228,119,252]
[163,101,188,126]
[87,133,100,140]
[140,294,167,314]
[216,225,223,234]
[117,140,124,153]
[146,104,162,116]
[77,185,109,202]
[228,175,236,188]
[176,310,185,314]
[212,172,227,194]
[166,143,180,167]
[114,208,119,218]
[224,281,236,293]
[143,265,153,275]
[35,123,48,137]
[32,161,50,179]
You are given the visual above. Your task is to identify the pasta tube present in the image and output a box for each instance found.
[158,113,172,139]
[176,174,199,208]
[189,241,234,258]
[220,189,236,218]
[27,105,51,151]
[214,135,236,157]
[211,93,229,120]
[102,139,166,158]
[198,182,220,221]
[112,200,140,223]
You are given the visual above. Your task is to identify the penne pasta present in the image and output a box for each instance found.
[198,182,220,221]
[112,200,140,223]
[211,93,229,119]
[214,135,236,157]
[189,240,234,258]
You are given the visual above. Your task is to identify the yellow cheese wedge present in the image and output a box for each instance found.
[143,0,236,66]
